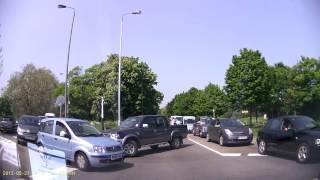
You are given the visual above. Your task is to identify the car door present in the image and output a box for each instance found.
[139,117,158,145]
[277,118,297,153]
[263,118,283,151]
[39,120,54,149]
[155,116,171,143]
[211,120,221,141]
[52,121,73,159]
[207,120,216,140]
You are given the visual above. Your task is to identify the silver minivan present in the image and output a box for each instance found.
[37,118,124,170]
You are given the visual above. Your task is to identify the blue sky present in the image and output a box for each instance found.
[0,0,319,107]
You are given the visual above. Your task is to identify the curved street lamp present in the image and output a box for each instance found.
[118,10,142,126]
[57,4,75,118]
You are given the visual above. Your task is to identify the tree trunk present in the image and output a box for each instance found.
[249,106,253,127]
[255,107,258,123]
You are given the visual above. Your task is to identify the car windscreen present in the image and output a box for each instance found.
[290,116,317,130]
[67,121,102,137]
[120,117,141,128]
[2,118,13,122]
[20,117,40,126]
[184,119,195,124]
[201,118,212,125]
[220,119,244,127]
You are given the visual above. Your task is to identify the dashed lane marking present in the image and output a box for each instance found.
[188,138,242,157]
[247,153,267,157]
[188,138,268,157]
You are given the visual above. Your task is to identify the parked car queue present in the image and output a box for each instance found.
[2,114,320,171]
[7,115,188,171]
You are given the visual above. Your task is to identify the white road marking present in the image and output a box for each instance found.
[188,138,242,157]
[247,153,267,157]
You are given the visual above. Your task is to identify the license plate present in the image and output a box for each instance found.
[111,154,122,160]
[238,136,248,140]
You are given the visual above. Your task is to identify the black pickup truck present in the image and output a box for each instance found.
[105,115,188,156]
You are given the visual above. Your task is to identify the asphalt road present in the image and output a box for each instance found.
[1,133,319,180]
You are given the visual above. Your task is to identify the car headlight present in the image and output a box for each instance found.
[224,129,233,137]
[249,128,253,135]
[315,139,320,145]
[93,146,106,153]
[110,133,120,140]
[17,127,30,133]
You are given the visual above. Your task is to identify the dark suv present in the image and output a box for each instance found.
[17,115,42,144]
[257,115,320,163]
[106,115,188,157]
[0,117,17,133]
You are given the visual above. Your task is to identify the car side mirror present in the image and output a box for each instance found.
[142,124,149,128]
[60,130,70,138]
[286,129,295,136]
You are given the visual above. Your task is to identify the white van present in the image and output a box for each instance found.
[44,113,55,118]
[170,116,183,125]
[183,116,196,132]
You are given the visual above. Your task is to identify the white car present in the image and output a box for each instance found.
[183,116,196,132]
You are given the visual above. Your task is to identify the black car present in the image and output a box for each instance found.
[17,115,42,144]
[193,116,212,138]
[0,117,17,133]
[207,119,253,146]
[257,115,320,163]
[105,115,188,157]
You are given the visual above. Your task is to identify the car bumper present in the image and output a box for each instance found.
[225,135,253,145]
[17,133,37,142]
[0,126,15,131]
[310,145,320,158]
[88,152,125,168]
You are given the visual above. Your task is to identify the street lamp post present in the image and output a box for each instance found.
[118,10,141,126]
[58,4,75,118]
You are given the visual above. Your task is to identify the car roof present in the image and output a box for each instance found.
[42,118,87,123]
[131,115,166,118]
[271,115,311,120]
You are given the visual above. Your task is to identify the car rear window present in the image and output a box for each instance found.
[20,116,40,126]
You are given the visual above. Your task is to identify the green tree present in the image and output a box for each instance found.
[0,96,12,116]
[225,48,271,126]
[55,54,163,120]
[289,57,320,120]
[4,64,58,117]
[265,63,293,117]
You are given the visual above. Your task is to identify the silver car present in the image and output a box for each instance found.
[37,118,124,170]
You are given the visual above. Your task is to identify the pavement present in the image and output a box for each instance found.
[0,132,319,180]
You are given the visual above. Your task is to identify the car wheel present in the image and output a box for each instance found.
[170,137,181,149]
[258,140,267,155]
[297,143,310,163]
[206,134,211,142]
[76,152,90,171]
[123,140,138,157]
[219,135,224,146]
[199,131,203,138]
[193,130,196,136]
[150,145,159,150]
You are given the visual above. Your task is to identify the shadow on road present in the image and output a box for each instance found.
[134,144,193,157]
[84,162,134,172]
[267,151,320,164]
